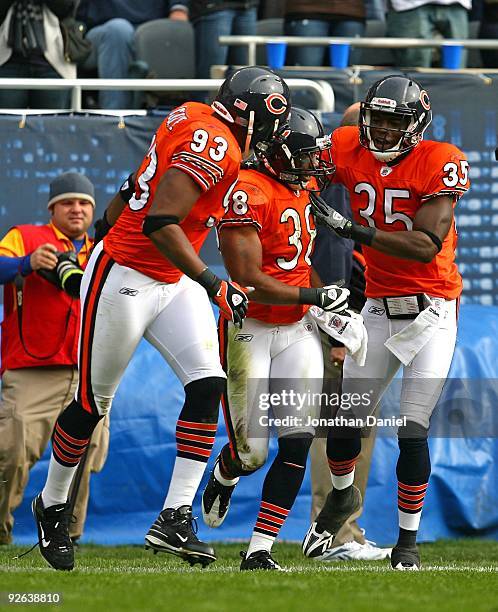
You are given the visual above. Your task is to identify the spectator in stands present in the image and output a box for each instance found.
[386,0,470,68]
[0,172,109,545]
[0,0,76,109]
[169,1,259,78]
[479,0,498,68]
[366,0,386,20]
[283,0,366,66]
[259,0,286,18]
[76,1,170,109]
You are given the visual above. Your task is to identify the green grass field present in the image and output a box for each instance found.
[1,541,497,612]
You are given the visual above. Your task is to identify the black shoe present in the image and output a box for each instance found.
[202,462,237,528]
[145,505,216,567]
[240,550,282,571]
[391,544,421,571]
[32,494,74,571]
[302,485,362,558]
[317,485,362,536]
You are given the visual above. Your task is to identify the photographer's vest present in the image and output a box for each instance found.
[1,224,91,374]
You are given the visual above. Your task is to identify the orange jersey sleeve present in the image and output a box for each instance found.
[217,173,270,233]
[329,127,466,299]
[104,102,242,283]
[218,169,315,325]
[420,142,470,202]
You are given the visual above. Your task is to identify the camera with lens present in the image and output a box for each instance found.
[37,250,83,298]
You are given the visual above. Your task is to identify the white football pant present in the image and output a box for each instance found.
[77,241,225,416]
[219,313,324,471]
[339,297,458,430]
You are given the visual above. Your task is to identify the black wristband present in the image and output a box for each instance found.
[418,228,443,253]
[350,223,376,247]
[119,173,135,203]
[299,287,320,305]
[196,268,222,298]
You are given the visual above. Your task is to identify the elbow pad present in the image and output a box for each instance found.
[142,215,180,236]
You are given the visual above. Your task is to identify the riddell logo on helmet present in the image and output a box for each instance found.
[371,97,396,109]
[264,93,288,115]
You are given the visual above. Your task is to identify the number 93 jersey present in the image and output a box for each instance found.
[105,102,241,283]
[331,126,469,299]
[217,169,317,325]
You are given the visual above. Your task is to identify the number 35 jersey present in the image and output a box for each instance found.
[217,169,316,325]
[105,102,241,283]
[331,126,469,299]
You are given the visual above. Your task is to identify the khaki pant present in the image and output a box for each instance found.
[0,367,109,544]
[310,332,377,545]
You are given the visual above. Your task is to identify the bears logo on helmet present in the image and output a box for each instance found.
[264,93,289,115]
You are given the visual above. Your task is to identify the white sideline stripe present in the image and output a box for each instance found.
[2,564,497,574]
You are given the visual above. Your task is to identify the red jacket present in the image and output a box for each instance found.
[1,224,92,373]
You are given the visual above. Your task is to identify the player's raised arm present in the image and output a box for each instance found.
[219,224,347,311]
[311,191,454,264]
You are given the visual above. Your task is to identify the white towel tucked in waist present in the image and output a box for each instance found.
[384,297,446,366]
[309,306,368,366]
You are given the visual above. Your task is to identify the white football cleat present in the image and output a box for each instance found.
[318,540,392,561]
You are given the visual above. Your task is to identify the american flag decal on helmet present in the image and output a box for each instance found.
[234,98,248,110]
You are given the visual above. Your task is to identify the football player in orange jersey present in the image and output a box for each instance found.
[303,76,470,570]
[201,107,350,571]
[32,67,292,571]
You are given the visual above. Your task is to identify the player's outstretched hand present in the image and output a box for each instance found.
[316,285,350,313]
[309,192,353,238]
[213,280,249,328]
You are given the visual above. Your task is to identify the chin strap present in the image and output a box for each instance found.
[242,110,255,157]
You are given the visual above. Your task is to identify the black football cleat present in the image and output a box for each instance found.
[32,494,74,571]
[202,462,237,528]
[391,544,421,571]
[302,485,362,558]
[145,505,216,567]
[240,550,282,571]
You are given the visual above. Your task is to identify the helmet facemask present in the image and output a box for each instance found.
[278,136,335,191]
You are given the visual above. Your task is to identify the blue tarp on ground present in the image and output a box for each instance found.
[11,304,498,546]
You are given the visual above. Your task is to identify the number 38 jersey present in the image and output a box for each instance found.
[218,169,316,325]
[331,126,469,299]
[105,102,241,283]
